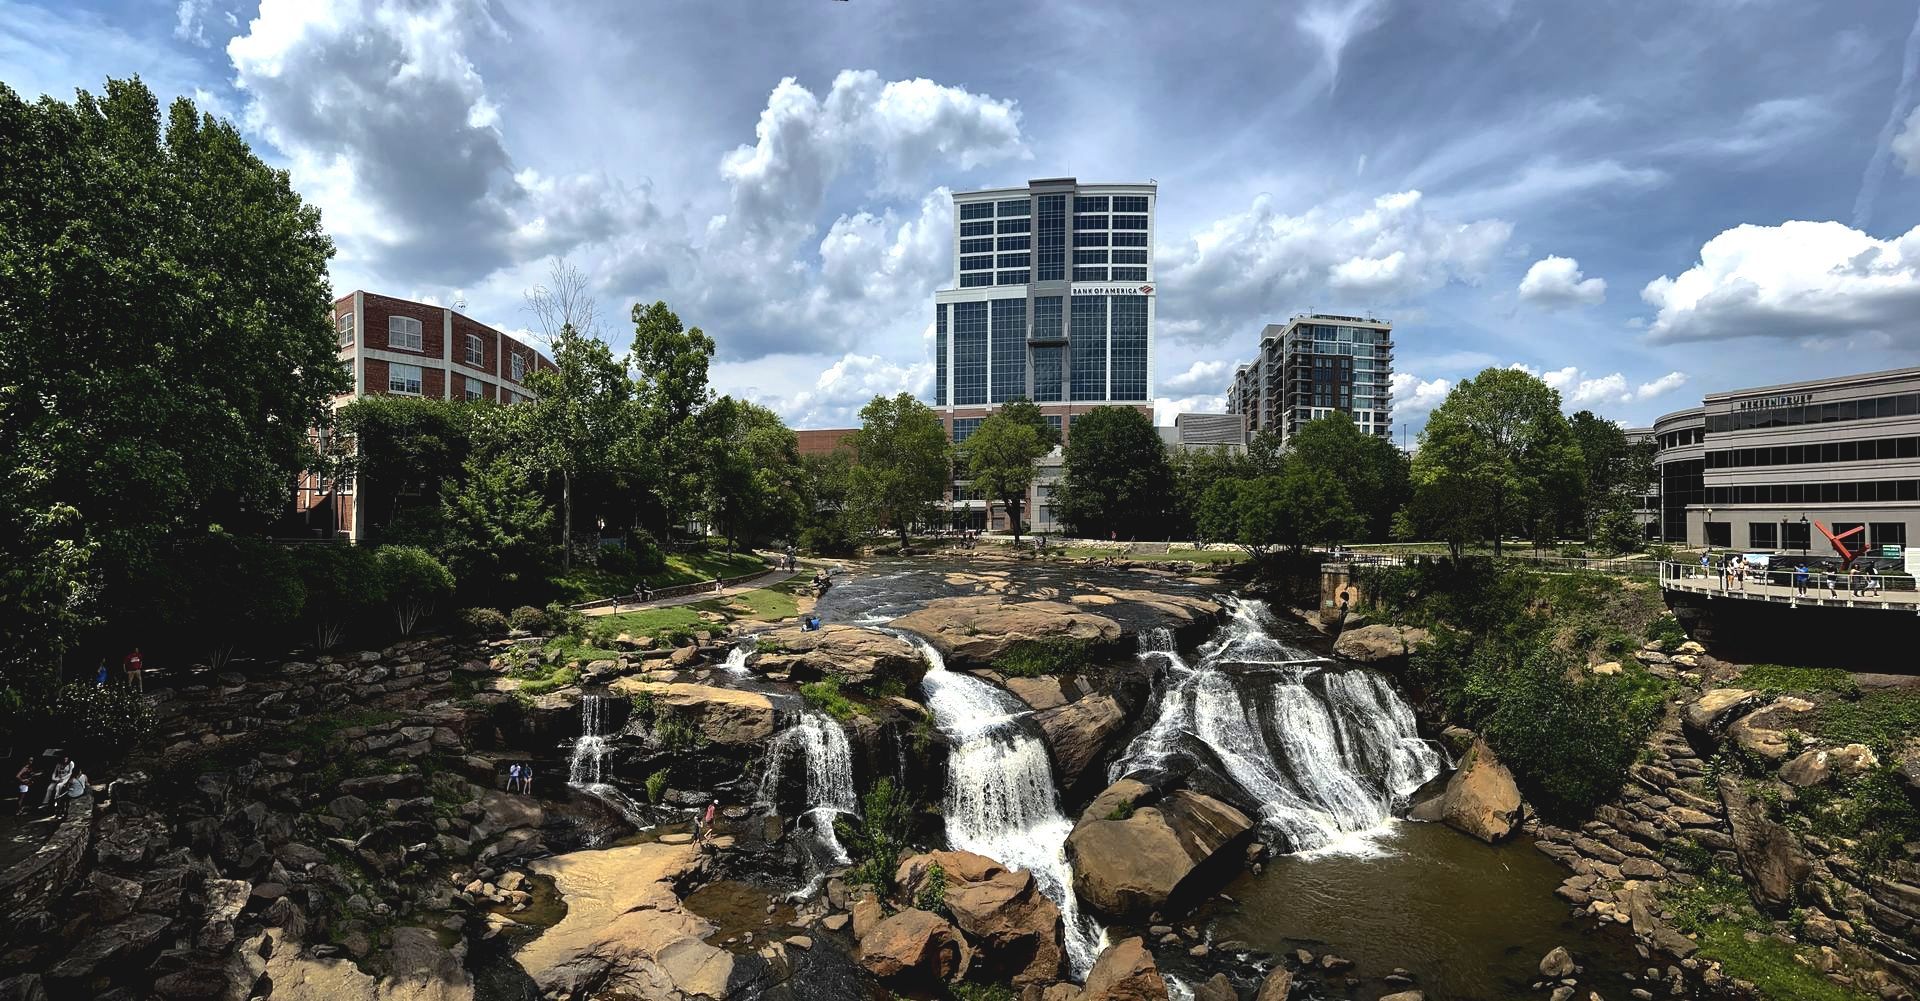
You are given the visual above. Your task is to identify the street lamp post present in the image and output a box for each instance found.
[1799,514,1810,556]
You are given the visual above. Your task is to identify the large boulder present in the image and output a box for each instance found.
[261,926,470,1001]
[1683,689,1768,748]
[1035,694,1127,792]
[857,908,971,986]
[515,841,730,999]
[753,625,924,687]
[895,850,1063,985]
[1332,624,1430,665]
[608,680,775,746]
[891,596,1124,668]
[1081,937,1169,1001]
[1066,780,1254,919]
[1727,697,1815,763]
[1409,738,1523,843]
[1716,775,1811,914]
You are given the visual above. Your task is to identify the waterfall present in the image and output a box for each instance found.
[567,694,649,827]
[911,634,1107,977]
[721,642,751,675]
[760,711,859,868]
[1113,598,1445,854]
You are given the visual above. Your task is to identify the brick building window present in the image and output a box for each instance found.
[510,352,525,381]
[465,333,484,366]
[388,363,423,395]
[337,312,355,347]
[388,315,424,351]
[463,376,483,401]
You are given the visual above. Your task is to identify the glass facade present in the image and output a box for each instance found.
[1706,435,1920,469]
[935,304,947,406]
[1036,195,1066,282]
[1706,392,1920,432]
[1070,295,1107,401]
[1110,296,1148,401]
[952,417,984,444]
[996,199,1029,216]
[960,202,995,220]
[953,301,988,405]
[1032,344,1064,402]
[990,298,1027,403]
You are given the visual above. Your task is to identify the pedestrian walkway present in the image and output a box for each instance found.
[579,568,801,617]
[1660,562,1920,612]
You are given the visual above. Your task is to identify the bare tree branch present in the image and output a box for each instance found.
[523,257,601,347]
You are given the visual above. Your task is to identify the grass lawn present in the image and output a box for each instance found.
[1817,690,1920,749]
[547,546,772,603]
[546,575,806,659]
[1664,869,1873,1001]
[1043,545,1248,565]
[1719,664,1859,696]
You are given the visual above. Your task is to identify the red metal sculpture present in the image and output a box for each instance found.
[1815,521,1866,569]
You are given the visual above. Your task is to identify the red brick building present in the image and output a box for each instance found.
[294,291,556,539]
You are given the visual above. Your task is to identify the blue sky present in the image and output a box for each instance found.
[9,0,1920,432]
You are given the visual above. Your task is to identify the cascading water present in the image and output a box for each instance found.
[911,634,1106,977]
[760,711,859,875]
[1116,598,1445,854]
[567,693,649,827]
[720,642,751,675]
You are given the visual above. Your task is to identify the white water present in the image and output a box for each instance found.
[567,693,650,827]
[911,634,1106,977]
[760,710,859,867]
[721,642,751,675]
[1115,598,1445,855]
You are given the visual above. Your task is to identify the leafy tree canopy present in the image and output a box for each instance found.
[1409,368,1582,556]
[1057,407,1171,540]
[850,393,950,546]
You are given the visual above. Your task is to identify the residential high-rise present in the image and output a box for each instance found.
[930,178,1158,530]
[1224,314,1394,443]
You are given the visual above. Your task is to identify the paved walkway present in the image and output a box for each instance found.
[580,569,803,617]
[1662,572,1920,612]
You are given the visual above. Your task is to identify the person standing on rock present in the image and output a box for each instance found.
[522,763,535,796]
[14,759,33,814]
[122,647,145,692]
[507,762,521,793]
[700,800,718,843]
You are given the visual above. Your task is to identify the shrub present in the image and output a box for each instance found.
[1475,645,1666,817]
[49,683,154,762]
[913,861,949,915]
[835,778,914,890]
[544,601,586,638]
[1594,509,1645,556]
[993,637,1091,678]
[374,545,454,636]
[508,606,550,634]
[1817,691,1920,751]
[653,713,703,750]
[1644,614,1688,647]
[1727,664,1857,696]
[1106,798,1134,821]
[645,768,669,804]
[800,677,859,720]
[458,607,511,636]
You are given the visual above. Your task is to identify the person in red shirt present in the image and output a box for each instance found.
[122,647,144,692]
[701,800,718,843]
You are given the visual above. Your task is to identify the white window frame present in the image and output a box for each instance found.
[463,376,482,401]
[464,333,484,366]
[388,315,424,352]
[337,312,355,347]
[510,351,525,381]
[388,362,424,396]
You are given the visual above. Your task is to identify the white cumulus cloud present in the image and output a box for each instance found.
[752,352,933,429]
[1157,189,1511,344]
[1390,372,1453,416]
[1641,220,1920,344]
[1159,360,1237,396]
[1518,255,1607,307]
[1508,364,1689,406]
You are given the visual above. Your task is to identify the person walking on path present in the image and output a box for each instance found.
[1793,564,1810,596]
[40,755,73,809]
[122,647,145,693]
[15,760,34,814]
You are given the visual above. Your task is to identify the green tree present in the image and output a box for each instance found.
[703,397,805,553]
[627,301,717,538]
[1199,466,1364,556]
[1287,413,1409,541]
[520,325,631,570]
[965,400,1054,543]
[850,394,951,547]
[0,78,344,682]
[1056,407,1172,540]
[799,450,863,555]
[332,396,478,541]
[1169,445,1254,541]
[135,532,306,669]
[373,545,454,636]
[435,453,555,602]
[1409,368,1582,556]
[291,543,382,651]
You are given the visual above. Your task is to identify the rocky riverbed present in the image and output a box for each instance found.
[2,557,1914,1001]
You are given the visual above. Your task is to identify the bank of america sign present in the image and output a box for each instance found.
[1070,283,1155,296]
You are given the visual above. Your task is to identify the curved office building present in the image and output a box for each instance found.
[1649,368,1920,556]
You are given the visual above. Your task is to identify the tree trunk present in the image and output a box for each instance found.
[1007,494,1024,543]
[562,470,575,571]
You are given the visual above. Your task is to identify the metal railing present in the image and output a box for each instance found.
[1326,549,1661,577]
[1658,560,1918,600]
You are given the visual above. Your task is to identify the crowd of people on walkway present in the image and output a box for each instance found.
[1694,552,1887,598]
